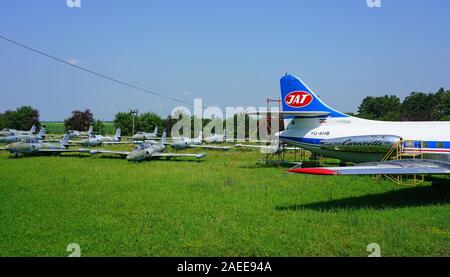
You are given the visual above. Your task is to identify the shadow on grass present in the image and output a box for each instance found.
[276,185,450,211]
[7,153,92,159]
[94,155,205,163]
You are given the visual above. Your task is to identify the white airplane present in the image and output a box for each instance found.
[0,134,90,156]
[235,141,299,154]
[90,131,205,162]
[78,128,124,146]
[68,125,93,138]
[0,125,36,137]
[132,127,159,141]
[204,133,225,143]
[171,131,231,150]
[0,127,46,144]
[256,74,450,176]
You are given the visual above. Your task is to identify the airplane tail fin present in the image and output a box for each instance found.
[60,133,70,147]
[153,126,158,135]
[30,125,36,133]
[161,129,167,145]
[115,128,121,138]
[38,127,46,136]
[88,125,93,134]
[280,74,348,118]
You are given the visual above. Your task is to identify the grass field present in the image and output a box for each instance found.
[0,144,449,257]
[42,122,116,135]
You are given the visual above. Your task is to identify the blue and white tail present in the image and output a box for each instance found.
[30,125,36,133]
[280,74,348,118]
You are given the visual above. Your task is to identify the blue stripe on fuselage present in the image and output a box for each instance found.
[280,136,450,149]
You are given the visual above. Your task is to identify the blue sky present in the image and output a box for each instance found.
[1,0,449,120]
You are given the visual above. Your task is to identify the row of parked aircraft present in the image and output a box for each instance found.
[0,124,232,162]
[1,73,449,176]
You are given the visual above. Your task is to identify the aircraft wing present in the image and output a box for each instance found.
[287,159,450,175]
[0,147,6,151]
[152,153,206,159]
[284,146,302,150]
[235,143,267,149]
[89,149,130,156]
[102,141,133,145]
[133,140,169,145]
[190,145,231,150]
[37,148,91,153]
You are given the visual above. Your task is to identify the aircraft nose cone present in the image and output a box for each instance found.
[126,153,134,161]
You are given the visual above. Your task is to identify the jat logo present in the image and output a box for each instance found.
[285,91,313,108]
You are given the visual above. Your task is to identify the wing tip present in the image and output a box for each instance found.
[287,167,337,175]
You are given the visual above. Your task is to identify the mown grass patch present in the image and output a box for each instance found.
[0,146,449,256]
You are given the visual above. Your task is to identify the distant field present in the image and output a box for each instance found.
[42,122,116,135]
[0,145,449,256]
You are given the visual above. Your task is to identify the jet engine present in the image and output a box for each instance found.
[320,135,402,153]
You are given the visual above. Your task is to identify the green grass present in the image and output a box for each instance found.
[0,145,449,256]
[42,122,115,135]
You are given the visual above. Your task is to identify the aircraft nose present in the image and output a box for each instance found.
[126,153,134,161]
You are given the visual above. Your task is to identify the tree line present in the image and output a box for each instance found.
[1,87,449,133]
[354,88,450,121]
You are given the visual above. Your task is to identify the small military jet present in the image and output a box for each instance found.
[132,126,159,141]
[0,125,36,137]
[235,140,299,154]
[0,127,46,144]
[1,133,89,157]
[68,125,93,138]
[78,128,123,146]
[171,131,231,150]
[90,131,205,162]
[204,133,225,143]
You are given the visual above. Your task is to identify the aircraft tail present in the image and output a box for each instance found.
[161,130,167,145]
[60,133,70,147]
[153,126,158,135]
[280,74,349,118]
[38,127,46,136]
[30,125,36,133]
[88,125,93,134]
[115,128,121,138]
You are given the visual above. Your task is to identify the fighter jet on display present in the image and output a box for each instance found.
[0,127,46,144]
[235,141,298,154]
[68,125,93,138]
[0,125,36,137]
[78,128,123,146]
[171,131,231,150]
[0,134,89,157]
[132,126,159,141]
[90,131,206,162]
[204,133,225,143]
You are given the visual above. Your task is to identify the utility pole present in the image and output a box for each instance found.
[129,109,138,135]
